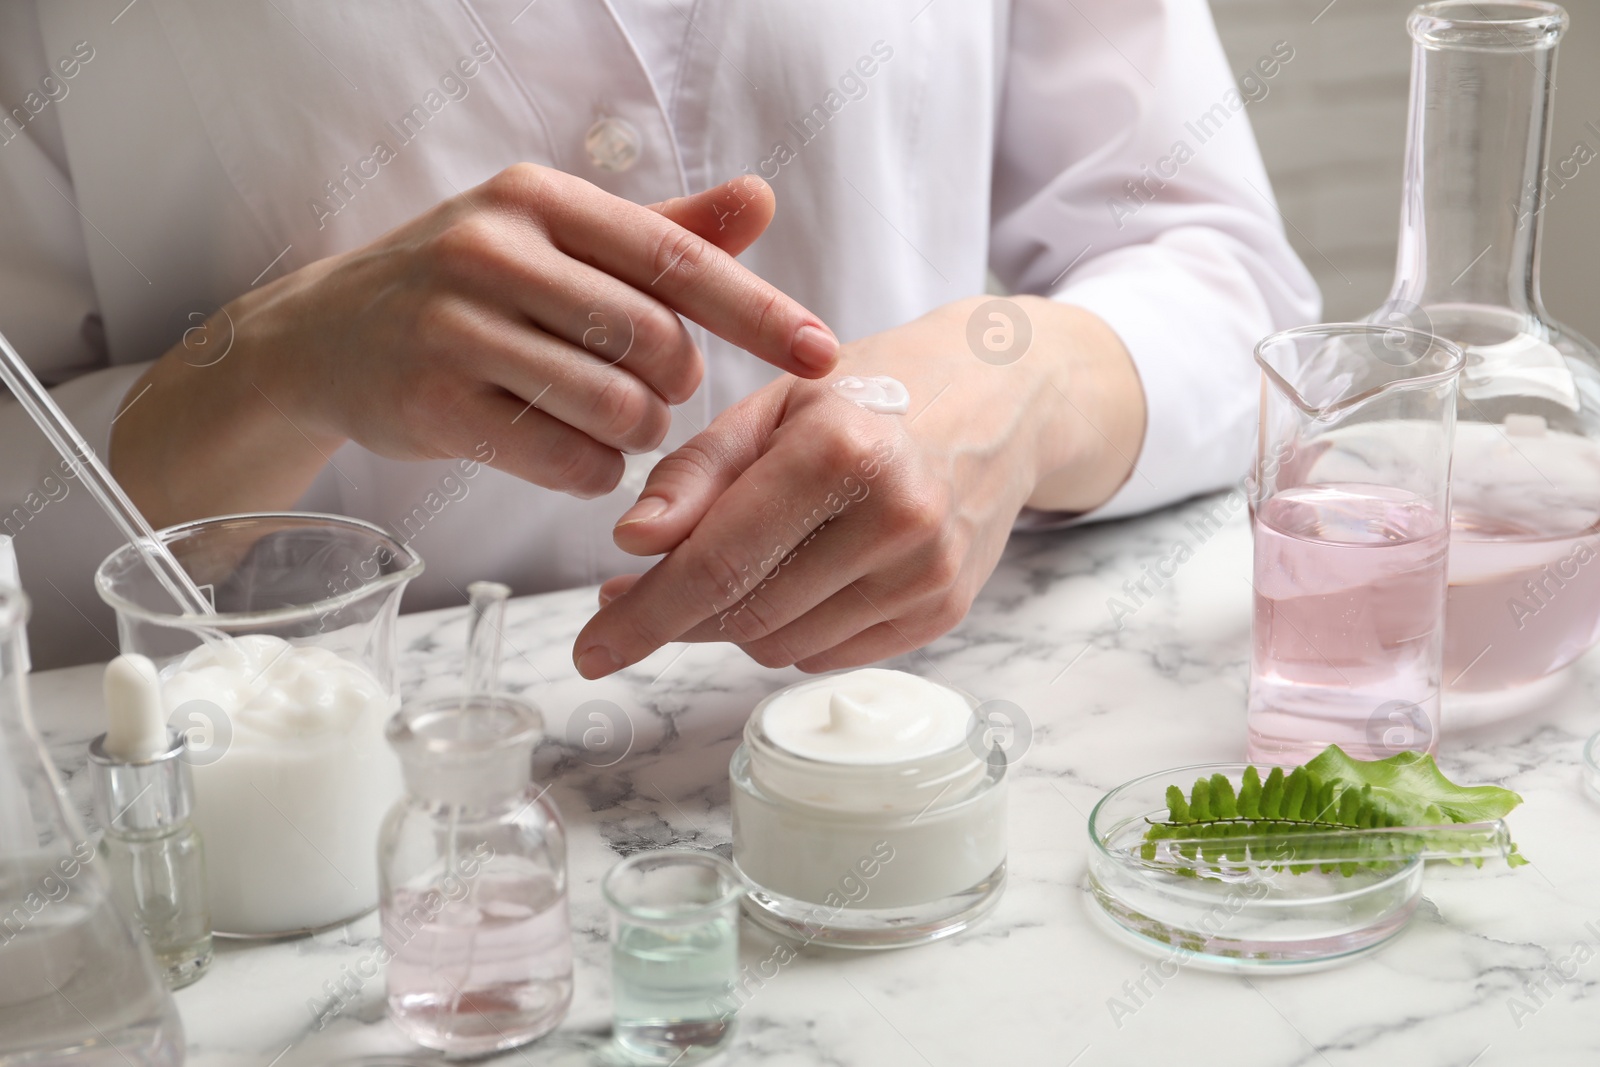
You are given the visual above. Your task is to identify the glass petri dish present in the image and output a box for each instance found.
[1086,763,1425,973]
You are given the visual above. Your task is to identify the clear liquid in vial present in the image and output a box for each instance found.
[611,916,739,1064]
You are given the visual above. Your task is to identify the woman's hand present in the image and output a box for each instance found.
[571,295,1147,677]
[111,168,839,527]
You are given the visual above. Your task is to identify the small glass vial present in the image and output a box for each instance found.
[603,850,743,1065]
[89,658,213,990]
[378,693,573,1056]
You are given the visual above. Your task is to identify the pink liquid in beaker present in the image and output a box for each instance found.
[1248,484,1449,764]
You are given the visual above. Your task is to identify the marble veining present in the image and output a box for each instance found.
[28,492,1600,1066]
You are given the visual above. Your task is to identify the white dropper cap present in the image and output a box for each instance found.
[102,654,169,762]
[90,653,191,833]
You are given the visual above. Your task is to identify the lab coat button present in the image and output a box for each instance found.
[585,117,642,172]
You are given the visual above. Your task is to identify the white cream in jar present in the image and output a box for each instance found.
[730,668,1007,946]
[161,634,400,935]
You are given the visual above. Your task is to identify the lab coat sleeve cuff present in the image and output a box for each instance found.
[1040,262,1256,527]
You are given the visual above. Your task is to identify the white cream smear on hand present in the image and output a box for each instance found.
[760,667,971,764]
[832,375,910,415]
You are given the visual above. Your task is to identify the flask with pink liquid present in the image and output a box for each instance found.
[1370,2,1600,716]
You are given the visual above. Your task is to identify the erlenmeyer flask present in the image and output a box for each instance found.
[1373,2,1600,712]
[0,587,185,1065]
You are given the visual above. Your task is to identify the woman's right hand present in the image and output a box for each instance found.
[111,167,838,527]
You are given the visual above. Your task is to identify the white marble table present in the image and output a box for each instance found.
[33,494,1600,1067]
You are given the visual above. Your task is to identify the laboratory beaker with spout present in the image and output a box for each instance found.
[1248,325,1465,764]
[95,512,424,937]
[0,586,186,1066]
[1374,2,1600,712]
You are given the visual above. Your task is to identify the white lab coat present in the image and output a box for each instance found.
[0,0,1318,668]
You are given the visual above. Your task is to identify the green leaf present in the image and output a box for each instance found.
[1140,745,1528,877]
[1336,784,1363,825]
[1165,784,1189,823]
[1190,777,1212,822]
[1302,745,1523,824]
[1210,773,1238,818]
[1260,766,1284,815]
[1238,766,1263,819]
[1313,778,1339,822]
[1283,766,1310,819]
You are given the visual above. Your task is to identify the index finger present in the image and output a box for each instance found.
[531,170,840,377]
[573,436,874,677]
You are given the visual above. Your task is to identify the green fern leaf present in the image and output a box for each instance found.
[1141,745,1527,876]
[1237,766,1259,816]
[1164,784,1189,823]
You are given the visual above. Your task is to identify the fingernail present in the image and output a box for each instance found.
[616,495,668,528]
[792,324,840,373]
[576,645,623,679]
[598,588,616,607]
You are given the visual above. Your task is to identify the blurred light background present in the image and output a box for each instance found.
[1213,0,1600,336]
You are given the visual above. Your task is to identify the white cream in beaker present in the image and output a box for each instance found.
[161,634,400,936]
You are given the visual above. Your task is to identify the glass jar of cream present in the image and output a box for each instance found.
[729,668,1007,949]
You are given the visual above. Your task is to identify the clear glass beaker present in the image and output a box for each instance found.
[1248,325,1465,764]
[1374,2,1600,711]
[379,693,573,1056]
[0,587,186,1066]
[95,512,423,937]
[603,850,743,1065]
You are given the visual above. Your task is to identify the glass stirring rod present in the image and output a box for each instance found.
[451,581,511,857]
[0,325,214,617]
[443,580,512,1019]
[463,580,512,706]
[447,581,512,893]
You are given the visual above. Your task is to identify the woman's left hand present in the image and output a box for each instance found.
[571,294,1146,678]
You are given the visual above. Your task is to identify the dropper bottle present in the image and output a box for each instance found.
[89,654,213,989]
